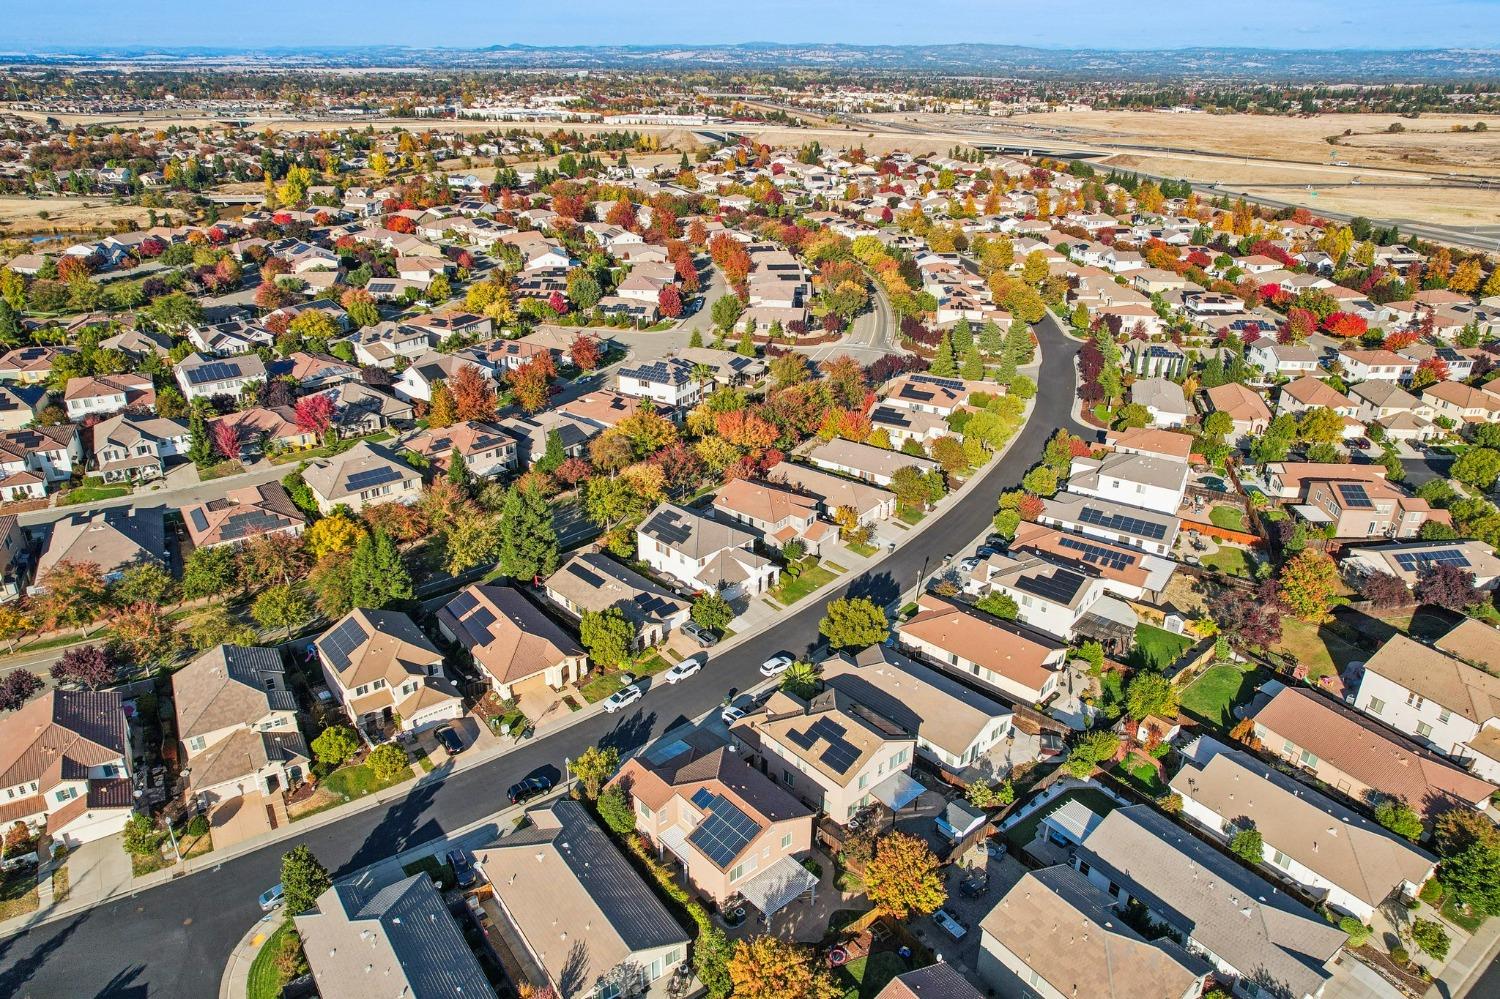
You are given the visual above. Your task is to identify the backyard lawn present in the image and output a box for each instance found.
[1111,754,1167,796]
[1131,624,1194,671]
[1179,662,1272,729]
[1272,617,1363,681]
[835,952,909,999]
[402,854,456,890]
[1096,670,1126,721]
[1200,547,1253,578]
[1209,506,1247,531]
[769,558,838,605]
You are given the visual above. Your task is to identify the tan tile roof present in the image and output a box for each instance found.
[898,594,1063,692]
[1205,383,1271,423]
[435,584,582,686]
[1253,685,1495,819]
[1434,619,1500,673]
[173,644,295,740]
[0,690,127,788]
[1364,634,1500,724]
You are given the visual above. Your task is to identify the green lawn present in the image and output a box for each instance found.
[247,920,297,999]
[1112,754,1167,796]
[60,484,130,505]
[321,758,413,801]
[1272,617,1363,681]
[1097,670,1126,722]
[846,540,879,558]
[835,952,909,999]
[896,506,926,526]
[1131,624,1194,671]
[271,430,393,465]
[579,652,674,703]
[1200,547,1253,578]
[769,559,837,605]
[402,854,456,889]
[1004,788,1120,850]
[1179,662,1272,729]
[1209,506,1247,531]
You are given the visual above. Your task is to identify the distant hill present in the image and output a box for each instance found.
[9,43,1500,79]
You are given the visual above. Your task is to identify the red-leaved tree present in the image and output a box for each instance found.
[294,394,335,436]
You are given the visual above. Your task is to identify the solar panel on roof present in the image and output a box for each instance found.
[219,510,289,541]
[687,791,763,869]
[346,466,401,491]
[1015,568,1087,604]
[445,590,479,620]
[1058,535,1134,572]
[188,509,209,534]
[320,617,368,672]
[1336,483,1374,509]
[467,606,497,638]
[1393,549,1471,572]
[912,374,965,391]
[690,787,715,809]
[1078,506,1168,541]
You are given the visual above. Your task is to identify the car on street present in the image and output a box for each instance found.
[721,704,746,725]
[446,848,477,889]
[759,653,794,677]
[604,683,643,713]
[507,774,552,804]
[681,621,719,647]
[663,654,705,684]
[435,725,464,755]
[258,884,284,912]
[932,908,968,940]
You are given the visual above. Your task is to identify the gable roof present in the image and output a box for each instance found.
[173,644,296,739]
[898,594,1065,692]
[874,964,984,999]
[0,690,127,789]
[1434,618,1500,674]
[639,502,756,558]
[1363,634,1500,724]
[435,584,583,686]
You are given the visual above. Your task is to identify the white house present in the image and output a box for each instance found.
[616,358,703,409]
[636,503,778,600]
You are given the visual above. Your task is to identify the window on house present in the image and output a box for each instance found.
[782,770,795,787]
[1438,709,1452,725]
[1300,750,1318,768]
[1271,849,1292,869]
[1368,697,1385,716]
[1417,722,1433,739]
[781,832,792,849]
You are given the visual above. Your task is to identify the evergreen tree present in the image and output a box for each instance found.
[350,529,412,609]
[498,481,558,582]
[736,326,757,357]
[951,317,973,356]
[187,404,214,468]
[536,430,566,475]
[930,331,958,377]
[960,343,985,380]
[0,301,20,347]
[446,453,471,492]
[688,328,704,348]
[980,320,1004,356]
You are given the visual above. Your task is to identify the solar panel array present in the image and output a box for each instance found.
[346,466,401,492]
[1014,567,1087,605]
[319,617,368,671]
[785,717,861,774]
[645,509,694,546]
[219,510,291,542]
[687,790,762,868]
[1058,535,1135,571]
[1393,549,1471,572]
[1336,483,1374,509]
[1078,506,1168,541]
[912,374,966,391]
[188,509,210,534]
[186,361,244,385]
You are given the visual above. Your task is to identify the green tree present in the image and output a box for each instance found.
[498,481,558,582]
[121,813,162,858]
[252,583,313,639]
[311,724,360,767]
[367,743,411,782]
[692,592,734,633]
[1063,731,1120,777]
[1374,798,1424,842]
[1277,549,1341,623]
[349,529,412,610]
[711,294,744,331]
[960,343,985,380]
[579,607,634,669]
[1125,672,1180,721]
[112,563,177,606]
[780,660,820,699]
[863,831,947,919]
[187,404,214,468]
[570,745,620,800]
[929,332,958,377]
[817,597,889,649]
[597,783,636,835]
[280,845,332,915]
[1453,448,1500,492]
[535,430,566,475]
[976,592,1019,620]
[1230,828,1264,864]
[736,326,757,357]
[1411,918,1451,962]
[1439,843,1500,916]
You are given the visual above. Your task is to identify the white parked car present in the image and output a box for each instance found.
[759,653,794,677]
[663,655,705,684]
[720,705,746,725]
[603,684,643,713]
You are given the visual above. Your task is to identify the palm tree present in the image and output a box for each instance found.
[780,660,820,700]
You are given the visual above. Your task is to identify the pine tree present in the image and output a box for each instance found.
[446,452,472,491]
[688,328,704,348]
[498,481,558,583]
[536,430,566,475]
[960,343,985,380]
[1004,320,1032,368]
[736,326,757,357]
[350,529,411,610]
[980,320,1004,356]
[187,404,214,468]
[930,332,958,377]
[951,317,973,356]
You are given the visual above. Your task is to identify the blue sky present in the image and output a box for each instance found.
[13,1,1500,50]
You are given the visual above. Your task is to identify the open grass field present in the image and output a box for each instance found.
[0,196,158,239]
[1272,617,1363,681]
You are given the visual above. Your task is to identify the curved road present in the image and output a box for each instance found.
[0,317,1085,999]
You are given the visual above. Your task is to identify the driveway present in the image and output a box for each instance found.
[62,835,132,910]
[209,792,274,852]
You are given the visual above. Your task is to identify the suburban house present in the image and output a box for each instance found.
[475,799,690,999]
[806,438,939,488]
[616,358,704,410]
[91,413,190,484]
[1123,341,1189,379]
[993,521,1176,604]
[0,345,73,385]
[0,515,27,603]
[1203,383,1272,442]
[63,373,154,420]
[1069,803,1347,999]
[174,352,267,403]
[609,744,815,908]
[0,424,84,491]
[35,506,166,584]
[1420,381,1500,426]
[1248,341,1321,379]
[321,381,415,437]
[349,322,433,368]
[543,552,690,652]
[172,644,309,811]
[394,352,494,404]
[977,866,1209,999]
[876,965,984,999]
[1039,491,1179,557]
[637,503,779,600]
[1251,683,1495,821]
[820,644,1013,775]
[897,594,1068,706]
[315,609,464,741]
[296,875,495,999]
[1171,736,1436,921]
[1067,451,1189,514]
[300,442,422,515]
[400,420,518,480]
[181,482,307,550]
[435,584,588,700]
[764,461,895,525]
[0,382,51,431]
[0,690,133,848]
[1341,539,1500,592]
[710,478,834,557]
[1129,377,1190,428]
[869,405,950,448]
[729,687,918,825]
[1352,634,1500,782]
[959,551,1112,641]
[1340,349,1417,384]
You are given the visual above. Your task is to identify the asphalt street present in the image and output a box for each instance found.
[0,317,1084,999]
